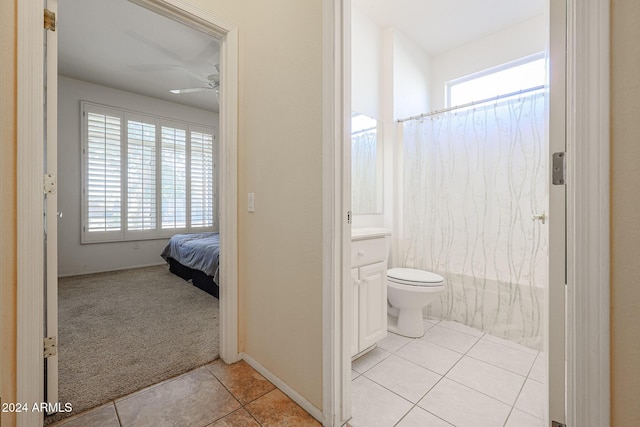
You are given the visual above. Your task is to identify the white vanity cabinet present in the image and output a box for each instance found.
[351,229,390,358]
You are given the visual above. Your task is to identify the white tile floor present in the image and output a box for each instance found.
[350,319,545,427]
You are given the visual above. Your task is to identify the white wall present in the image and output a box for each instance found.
[430,14,547,110]
[392,29,432,121]
[351,7,382,119]
[57,76,218,276]
[350,15,432,229]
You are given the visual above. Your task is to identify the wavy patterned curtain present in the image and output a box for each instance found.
[400,91,547,349]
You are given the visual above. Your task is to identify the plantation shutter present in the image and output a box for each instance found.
[82,102,216,242]
[190,130,214,228]
[86,110,122,234]
[161,125,187,229]
[127,118,157,231]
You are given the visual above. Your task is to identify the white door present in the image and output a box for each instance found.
[547,0,567,424]
[44,0,59,411]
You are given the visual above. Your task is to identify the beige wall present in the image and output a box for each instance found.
[610,0,640,425]
[187,0,325,408]
[0,0,17,424]
[0,0,325,417]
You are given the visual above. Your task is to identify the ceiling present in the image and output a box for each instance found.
[352,0,545,56]
[58,0,543,113]
[58,0,220,112]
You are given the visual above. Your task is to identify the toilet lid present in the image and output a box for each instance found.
[388,268,444,286]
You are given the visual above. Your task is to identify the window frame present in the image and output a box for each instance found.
[81,101,217,244]
[445,52,546,108]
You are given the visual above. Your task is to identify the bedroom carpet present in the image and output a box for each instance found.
[45,265,219,425]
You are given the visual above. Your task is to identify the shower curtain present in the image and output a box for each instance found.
[400,91,547,349]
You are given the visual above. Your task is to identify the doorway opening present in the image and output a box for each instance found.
[346,0,559,425]
[43,0,239,423]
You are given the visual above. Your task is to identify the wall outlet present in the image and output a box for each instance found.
[132,242,140,249]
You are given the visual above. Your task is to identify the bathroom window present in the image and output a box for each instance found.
[446,53,546,107]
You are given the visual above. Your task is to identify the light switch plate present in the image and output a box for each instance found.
[248,192,255,212]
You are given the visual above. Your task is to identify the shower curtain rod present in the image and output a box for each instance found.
[351,125,378,135]
[396,84,546,123]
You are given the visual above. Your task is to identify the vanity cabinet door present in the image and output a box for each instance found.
[351,267,360,358]
[358,261,387,350]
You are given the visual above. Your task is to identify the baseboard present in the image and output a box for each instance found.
[240,352,324,424]
[58,262,167,278]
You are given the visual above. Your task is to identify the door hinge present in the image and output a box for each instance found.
[44,174,57,195]
[44,9,56,31]
[44,336,57,358]
[552,152,566,185]
[347,210,352,224]
[552,422,566,427]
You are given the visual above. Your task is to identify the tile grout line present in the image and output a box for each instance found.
[202,362,273,426]
[112,400,123,427]
[353,320,543,427]
[440,334,531,420]
[397,324,484,426]
[354,323,444,425]
[427,327,541,425]
[363,321,485,426]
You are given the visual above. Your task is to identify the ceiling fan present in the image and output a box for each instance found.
[169,65,219,95]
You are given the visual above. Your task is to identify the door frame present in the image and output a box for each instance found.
[564,0,611,425]
[322,0,352,425]
[323,0,611,426]
[128,0,240,365]
[15,1,239,425]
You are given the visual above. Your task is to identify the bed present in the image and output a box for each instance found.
[160,232,220,298]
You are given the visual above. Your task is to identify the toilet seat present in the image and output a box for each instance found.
[388,268,444,287]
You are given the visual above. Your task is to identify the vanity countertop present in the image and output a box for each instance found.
[351,227,391,241]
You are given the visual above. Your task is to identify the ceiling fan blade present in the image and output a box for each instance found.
[170,87,211,94]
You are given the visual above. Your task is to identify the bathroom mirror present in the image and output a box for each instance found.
[351,113,383,214]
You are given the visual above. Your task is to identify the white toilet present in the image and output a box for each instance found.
[387,268,445,338]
